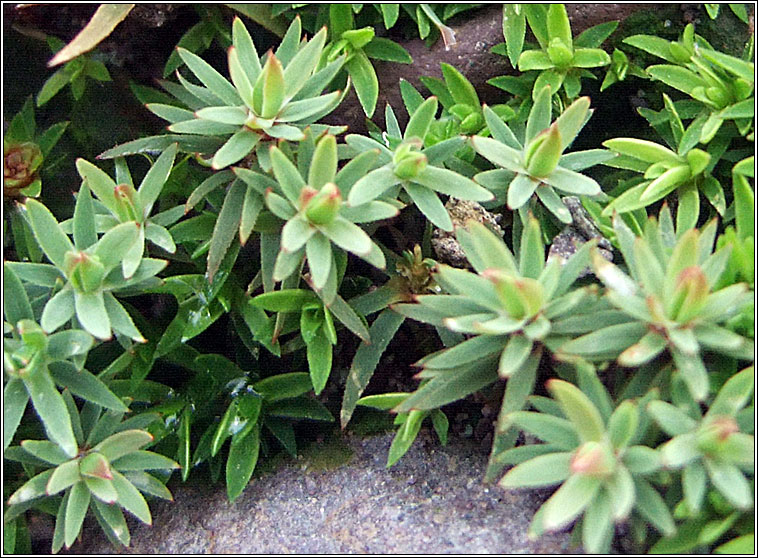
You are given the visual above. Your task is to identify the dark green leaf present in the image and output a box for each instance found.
[387,409,426,467]
[251,289,319,312]
[267,396,334,421]
[307,332,332,395]
[253,372,312,402]
[207,179,245,282]
[341,309,405,428]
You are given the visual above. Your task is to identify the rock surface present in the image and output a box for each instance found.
[324,3,660,132]
[69,429,575,554]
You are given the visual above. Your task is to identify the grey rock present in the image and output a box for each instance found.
[69,430,575,554]
[432,198,504,268]
[548,196,613,277]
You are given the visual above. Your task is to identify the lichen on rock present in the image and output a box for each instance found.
[431,198,504,267]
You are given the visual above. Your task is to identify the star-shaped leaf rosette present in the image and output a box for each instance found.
[73,144,179,279]
[256,133,398,304]
[498,375,669,554]
[145,16,348,170]
[389,215,600,472]
[6,405,179,552]
[561,205,754,402]
[515,4,612,100]
[345,96,495,232]
[471,84,613,225]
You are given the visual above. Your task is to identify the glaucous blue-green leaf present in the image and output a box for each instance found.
[226,47,255,110]
[346,51,378,118]
[23,199,74,270]
[276,91,341,122]
[498,334,534,378]
[707,366,754,418]
[212,130,260,170]
[404,182,451,231]
[92,430,153,462]
[145,103,195,123]
[340,200,400,223]
[49,362,128,412]
[420,334,507,370]
[581,489,613,553]
[177,47,241,107]
[305,233,333,290]
[3,264,33,326]
[232,16,261,84]
[272,246,303,283]
[92,221,140,271]
[308,135,337,189]
[74,291,110,340]
[168,119,240,135]
[456,221,517,274]
[111,470,152,524]
[111,450,179,472]
[347,166,401,207]
[499,451,573,488]
[413,166,493,201]
[22,365,78,457]
[634,478,676,536]
[92,498,130,546]
[4,379,29,451]
[404,96,438,141]
[319,217,372,257]
[73,183,97,250]
[506,411,581,450]
[394,357,499,413]
[7,469,55,506]
[542,167,602,196]
[542,474,602,531]
[292,56,346,103]
[20,439,72,466]
[64,481,91,548]
[270,146,306,205]
[282,27,327,98]
[41,288,76,334]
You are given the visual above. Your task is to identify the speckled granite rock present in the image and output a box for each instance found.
[68,430,576,554]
